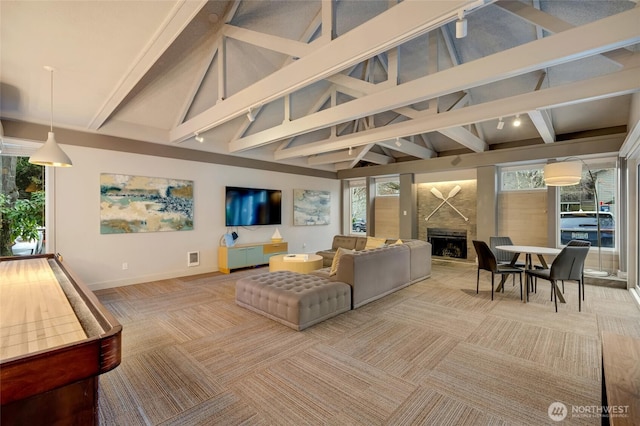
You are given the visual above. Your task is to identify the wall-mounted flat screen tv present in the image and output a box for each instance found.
[225,186,282,226]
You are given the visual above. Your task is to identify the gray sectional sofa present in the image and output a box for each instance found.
[235,235,431,330]
[313,236,432,308]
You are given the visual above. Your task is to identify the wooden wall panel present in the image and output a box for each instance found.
[374,196,399,239]
[498,191,547,247]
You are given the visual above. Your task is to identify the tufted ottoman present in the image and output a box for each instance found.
[235,271,351,330]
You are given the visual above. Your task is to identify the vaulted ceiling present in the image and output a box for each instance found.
[1,0,639,173]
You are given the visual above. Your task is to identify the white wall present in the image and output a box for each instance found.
[50,145,340,290]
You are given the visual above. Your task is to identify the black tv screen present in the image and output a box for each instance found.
[225,186,282,226]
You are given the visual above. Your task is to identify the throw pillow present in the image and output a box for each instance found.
[364,236,387,250]
[393,239,403,245]
[330,247,353,276]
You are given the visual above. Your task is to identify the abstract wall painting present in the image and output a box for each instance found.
[293,189,330,226]
[100,174,194,234]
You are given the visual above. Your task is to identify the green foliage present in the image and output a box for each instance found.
[0,190,45,244]
[376,181,400,196]
[350,186,366,222]
[16,157,44,197]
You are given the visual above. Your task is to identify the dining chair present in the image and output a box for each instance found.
[565,240,591,297]
[525,244,590,312]
[489,236,524,266]
[473,240,523,301]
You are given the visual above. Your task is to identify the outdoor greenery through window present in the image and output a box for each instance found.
[375,178,400,196]
[500,165,545,191]
[0,156,46,256]
[350,180,366,234]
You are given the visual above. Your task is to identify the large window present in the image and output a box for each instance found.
[557,158,617,250]
[349,179,366,234]
[0,140,46,256]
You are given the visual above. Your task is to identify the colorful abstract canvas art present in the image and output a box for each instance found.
[293,189,330,226]
[100,174,194,234]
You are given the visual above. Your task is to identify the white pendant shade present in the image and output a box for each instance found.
[543,161,582,186]
[29,132,73,167]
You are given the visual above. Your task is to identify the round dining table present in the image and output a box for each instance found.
[495,245,562,303]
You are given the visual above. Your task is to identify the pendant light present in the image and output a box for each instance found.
[29,66,73,167]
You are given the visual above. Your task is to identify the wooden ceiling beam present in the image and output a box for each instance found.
[274,66,640,159]
[89,0,209,130]
[377,139,435,159]
[496,0,631,67]
[170,0,482,142]
[222,25,314,58]
[231,8,640,153]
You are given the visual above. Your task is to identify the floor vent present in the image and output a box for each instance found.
[187,251,200,267]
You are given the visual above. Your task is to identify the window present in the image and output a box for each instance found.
[349,180,366,234]
[500,164,545,191]
[0,140,46,256]
[375,177,400,196]
[557,158,617,250]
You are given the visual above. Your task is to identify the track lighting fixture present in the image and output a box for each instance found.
[348,146,353,156]
[194,132,204,143]
[29,66,73,167]
[496,117,504,130]
[455,12,467,39]
[247,108,256,122]
[513,114,521,127]
[395,137,402,147]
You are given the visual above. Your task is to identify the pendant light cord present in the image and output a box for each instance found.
[49,68,54,132]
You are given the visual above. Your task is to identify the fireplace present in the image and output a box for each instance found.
[427,228,467,259]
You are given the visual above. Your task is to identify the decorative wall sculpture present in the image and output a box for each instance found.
[100,174,194,234]
[293,189,330,226]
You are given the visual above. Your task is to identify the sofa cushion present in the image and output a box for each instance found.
[330,247,353,276]
[364,236,387,250]
[331,235,358,250]
[354,237,368,251]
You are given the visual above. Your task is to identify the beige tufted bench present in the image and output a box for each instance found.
[235,271,351,330]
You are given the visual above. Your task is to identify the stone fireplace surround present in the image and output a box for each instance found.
[418,180,477,261]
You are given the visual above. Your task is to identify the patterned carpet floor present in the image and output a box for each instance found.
[95,260,640,425]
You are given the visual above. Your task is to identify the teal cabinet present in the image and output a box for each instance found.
[218,242,288,273]
[245,246,263,266]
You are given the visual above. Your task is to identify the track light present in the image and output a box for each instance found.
[513,114,521,127]
[247,108,256,122]
[348,146,353,156]
[496,117,504,130]
[395,137,402,147]
[455,12,467,39]
[194,132,204,143]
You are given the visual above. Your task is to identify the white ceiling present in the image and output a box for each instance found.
[1,0,639,172]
